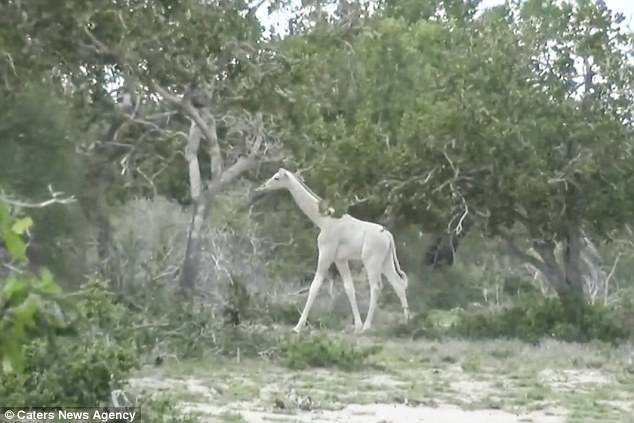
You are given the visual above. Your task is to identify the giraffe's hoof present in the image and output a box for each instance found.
[292,326,302,334]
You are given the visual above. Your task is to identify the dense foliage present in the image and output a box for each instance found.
[281,0,634,298]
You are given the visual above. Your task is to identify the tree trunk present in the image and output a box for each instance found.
[531,240,566,291]
[558,224,586,301]
[96,213,112,264]
[424,220,471,269]
[530,235,586,302]
[558,230,587,327]
[425,233,460,268]
[179,114,206,293]
[166,97,270,294]
[180,196,210,292]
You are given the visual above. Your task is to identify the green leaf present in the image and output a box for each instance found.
[1,338,24,374]
[2,355,13,373]
[36,269,61,295]
[0,202,9,227]
[3,230,27,261]
[2,276,29,302]
[11,216,33,235]
[13,294,41,326]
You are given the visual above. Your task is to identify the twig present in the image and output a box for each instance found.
[113,322,172,333]
[453,200,469,235]
[291,286,310,296]
[2,52,17,76]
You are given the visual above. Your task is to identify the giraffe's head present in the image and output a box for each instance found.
[254,168,292,193]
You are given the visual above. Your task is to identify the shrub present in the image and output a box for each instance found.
[386,310,448,340]
[451,295,631,343]
[140,396,199,423]
[250,296,300,326]
[0,281,139,406]
[0,336,137,406]
[280,334,381,371]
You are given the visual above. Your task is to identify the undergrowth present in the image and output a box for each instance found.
[392,295,632,344]
[0,279,139,406]
[452,296,631,343]
[279,333,382,371]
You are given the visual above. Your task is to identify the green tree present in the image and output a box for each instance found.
[279,0,634,300]
[3,0,289,290]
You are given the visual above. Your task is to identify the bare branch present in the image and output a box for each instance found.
[207,156,259,197]
[2,52,17,76]
[502,234,548,275]
[450,197,469,235]
[135,167,158,197]
[295,164,314,181]
[151,82,185,107]
[604,253,621,306]
[0,186,76,208]
[442,150,460,180]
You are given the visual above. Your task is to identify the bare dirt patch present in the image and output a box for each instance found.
[538,369,613,391]
[179,400,566,423]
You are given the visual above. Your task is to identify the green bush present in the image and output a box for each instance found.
[280,334,381,371]
[265,302,301,325]
[0,336,137,406]
[0,281,139,406]
[385,309,449,340]
[140,396,199,423]
[451,295,631,343]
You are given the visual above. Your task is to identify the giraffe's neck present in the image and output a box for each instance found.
[286,174,328,229]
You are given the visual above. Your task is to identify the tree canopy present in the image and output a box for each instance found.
[279,0,634,297]
[1,0,633,297]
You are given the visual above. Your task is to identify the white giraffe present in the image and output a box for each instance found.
[255,168,410,333]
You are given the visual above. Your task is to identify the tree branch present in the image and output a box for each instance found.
[502,234,548,275]
[0,186,76,208]
[207,156,259,197]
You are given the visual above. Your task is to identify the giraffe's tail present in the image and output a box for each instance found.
[386,231,408,288]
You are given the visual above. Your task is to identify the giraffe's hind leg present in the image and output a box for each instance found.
[383,265,410,323]
[361,268,381,332]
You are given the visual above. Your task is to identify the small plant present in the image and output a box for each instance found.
[140,395,199,422]
[263,301,300,325]
[279,334,381,371]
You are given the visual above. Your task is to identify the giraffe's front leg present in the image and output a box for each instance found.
[293,274,323,333]
[335,260,363,333]
[294,254,331,333]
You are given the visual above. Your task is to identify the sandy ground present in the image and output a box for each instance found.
[126,335,634,423]
[178,400,567,423]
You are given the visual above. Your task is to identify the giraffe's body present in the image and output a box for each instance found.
[255,168,410,333]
